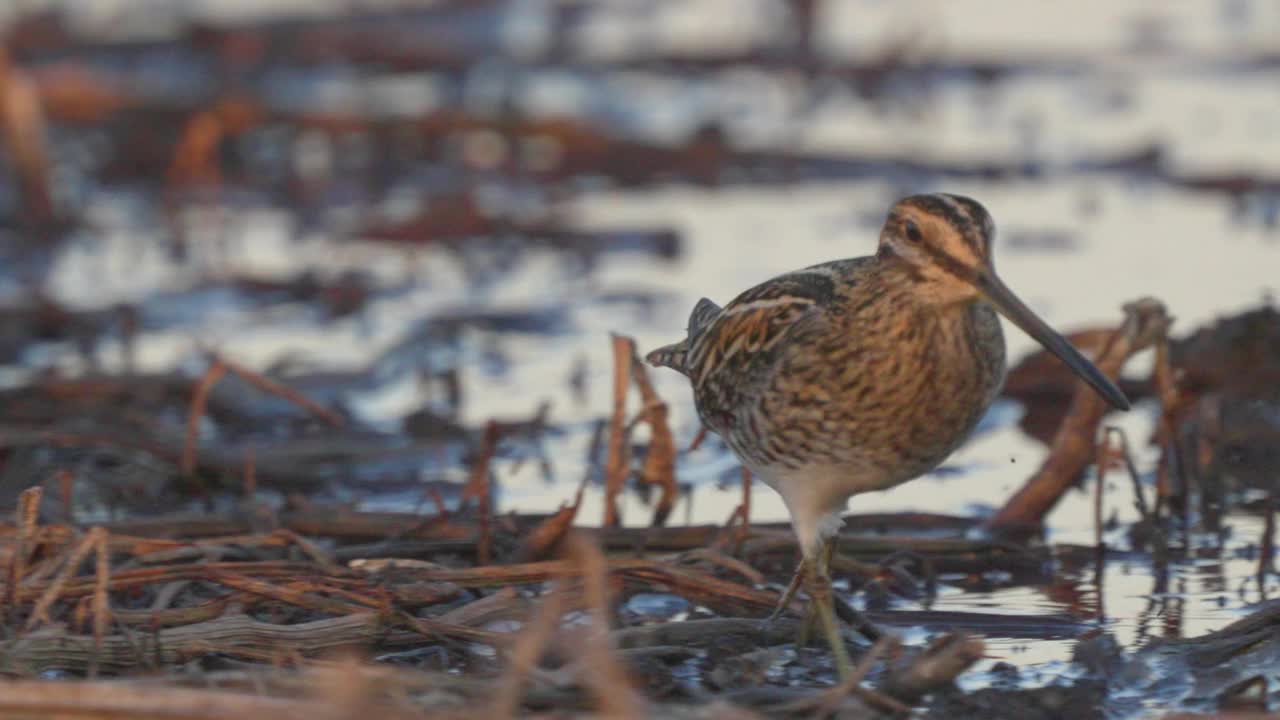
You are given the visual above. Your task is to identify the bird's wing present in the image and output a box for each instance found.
[685,260,857,424]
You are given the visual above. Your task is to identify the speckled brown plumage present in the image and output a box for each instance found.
[646,193,1129,679]
[704,259,1002,477]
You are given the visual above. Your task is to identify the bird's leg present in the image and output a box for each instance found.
[809,535,853,679]
[796,537,839,645]
[764,557,807,628]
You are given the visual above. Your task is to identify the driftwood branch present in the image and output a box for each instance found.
[986,298,1172,534]
[1,613,419,674]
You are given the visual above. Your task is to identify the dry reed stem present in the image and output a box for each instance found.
[20,535,76,587]
[688,425,709,451]
[308,656,430,720]
[10,612,471,673]
[712,503,746,552]
[1094,432,1114,548]
[671,547,765,586]
[396,611,510,648]
[388,556,783,617]
[491,583,566,718]
[604,334,635,527]
[26,526,108,632]
[0,680,331,720]
[1102,427,1153,520]
[1152,334,1184,513]
[712,468,754,552]
[16,561,328,604]
[806,635,900,716]
[515,473,586,561]
[109,594,238,627]
[628,344,678,527]
[882,632,985,704]
[167,109,224,190]
[65,513,1026,573]
[57,469,75,522]
[986,298,1171,533]
[217,355,345,427]
[0,49,55,228]
[277,579,386,611]
[90,531,111,678]
[243,447,257,499]
[461,420,499,564]
[436,586,519,626]
[182,359,227,476]
[210,572,371,616]
[564,532,646,719]
[7,486,43,611]
[273,529,337,569]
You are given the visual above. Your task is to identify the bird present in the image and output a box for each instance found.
[645,193,1130,678]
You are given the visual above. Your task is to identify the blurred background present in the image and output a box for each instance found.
[1,0,1279,675]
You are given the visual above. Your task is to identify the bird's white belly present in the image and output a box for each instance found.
[745,460,895,555]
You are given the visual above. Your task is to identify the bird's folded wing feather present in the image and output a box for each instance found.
[685,263,846,418]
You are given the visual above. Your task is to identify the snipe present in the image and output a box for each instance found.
[646,193,1129,677]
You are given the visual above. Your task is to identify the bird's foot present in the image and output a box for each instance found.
[759,558,807,637]
[807,571,854,680]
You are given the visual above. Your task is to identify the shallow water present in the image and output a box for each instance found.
[5,0,1280,705]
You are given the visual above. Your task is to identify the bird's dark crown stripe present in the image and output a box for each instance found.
[908,193,989,257]
[942,194,992,256]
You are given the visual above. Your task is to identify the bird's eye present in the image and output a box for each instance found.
[904,220,923,243]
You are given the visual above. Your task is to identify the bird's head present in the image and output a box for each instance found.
[878,193,1130,411]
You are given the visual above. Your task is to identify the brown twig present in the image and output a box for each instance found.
[604,334,635,527]
[0,49,56,229]
[396,612,511,649]
[167,108,224,192]
[671,547,766,586]
[564,532,646,719]
[491,583,566,718]
[514,473,587,562]
[881,632,985,705]
[272,529,336,569]
[1152,333,1187,525]
[182,359,227,476]
[57,468,75,523]
[7,486,44,613]
[462,420,500,565]
[89,529,111,679]
[243,447,257,500]
[807,636,904,717]
[27,527,108,632]
[628,345,678,527]
[1103,426,1153,521]
[216,354,344,428]
[1094,432,1112,548]
[688,425,709,451]
[211,572,371,616]
[17,560,334,605]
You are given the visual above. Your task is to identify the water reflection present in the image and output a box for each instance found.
[3,0,1279,690]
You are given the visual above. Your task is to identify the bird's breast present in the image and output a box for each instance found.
[732,299,1007,482]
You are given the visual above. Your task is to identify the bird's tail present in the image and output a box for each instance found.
[644,297,722,377]
[645,340,690,376]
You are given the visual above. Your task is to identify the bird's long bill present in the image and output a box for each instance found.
[977,272,1131,411]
